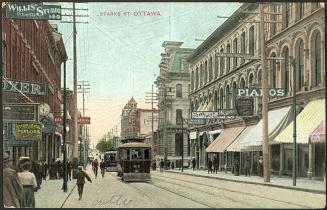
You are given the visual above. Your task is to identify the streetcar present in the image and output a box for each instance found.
[103,150,118,172]
[117,136,151,182]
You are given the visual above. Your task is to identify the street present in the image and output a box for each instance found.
[62,167,325,208]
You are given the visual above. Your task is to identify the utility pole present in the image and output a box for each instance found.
[60,3,88,162]
[259,3,270,183]
[78,80,90,166]
[145,83,158,157]
[290,56,297,186]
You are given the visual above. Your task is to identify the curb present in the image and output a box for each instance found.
[165,170,326,194]
[61,183,77,208]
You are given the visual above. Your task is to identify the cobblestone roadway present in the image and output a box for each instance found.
[62,169,326,208]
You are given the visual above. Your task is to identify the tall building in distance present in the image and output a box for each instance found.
[120,97,138,139]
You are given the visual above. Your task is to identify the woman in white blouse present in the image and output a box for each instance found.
[17,158,38,208]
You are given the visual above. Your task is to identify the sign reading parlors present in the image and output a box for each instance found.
[7,2,61,20]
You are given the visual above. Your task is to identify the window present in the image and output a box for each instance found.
[219,88,224,109]
[249,74,254,88]
[295,39,305,91]
[225,86,231,109]
[270,53,277,88]
[175,133,183,156]
[204,61,208,83]
[219,49,224,76]
[209,57,213,81]
[2,39,6,76]
[240,32,246,64]
[296,3,305,21]
[258,70,262,87]
[226,44,231,72]
[270,5,277,37]
[233,38,238,68]
[240,78,246,89]
[195,67,199,89]
[176,109,182,125]
[249,26,255,55]
[283,3,291,29]
[191,71,194,91]
[176,84,182,98]
[232,82,237,108]
[312,32,321,87]
[215,54,219,78]
[200,64,203,87]
[311,2,320,11]
[214,91,218,111]
[282,47,289,94]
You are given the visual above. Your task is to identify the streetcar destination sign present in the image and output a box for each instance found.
[238,88,285,97]
[7,2,61,20]
[191,110,238,119]
[3,78,46,96]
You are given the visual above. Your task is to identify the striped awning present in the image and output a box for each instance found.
[275,99,325,144]
[240,106,292,147]
[206,126,245,153]
[309,120,325,143]
[226,125,255,152]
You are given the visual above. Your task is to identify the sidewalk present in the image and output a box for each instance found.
[165,168,326,194]
[35,177,76,208]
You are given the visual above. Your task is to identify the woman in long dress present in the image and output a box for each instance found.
[17,158,38,208]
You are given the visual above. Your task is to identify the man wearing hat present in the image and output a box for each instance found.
[76,166,92,200]
[3,152,23,208]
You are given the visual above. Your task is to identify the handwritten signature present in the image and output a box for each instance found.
[92,194,133,207]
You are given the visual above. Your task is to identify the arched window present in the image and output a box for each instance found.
[270,52,277,88]
[311,31,321,87]
[226,44,231,72]
[195,67,199,89]
[240,78,246,89]
[270,5,277,37]
[204,61,208,84]
[191,71,194,91]
[214,91,218,111]
[281,47,289,94]
[249,26,255,55]
[241,32,246,64]
[233,38,238,68]
[225,85,231,109]
[295,39,305,91]
[232,82,237,108]
[219,48,224,76]
[200,64,203,87]
[249,73,254,88]
[215,54,219,79]
[219,88,224,109]
[257,69,262,87]
[209,57,213,82]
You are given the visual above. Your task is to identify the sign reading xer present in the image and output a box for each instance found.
[3,78,46,96]
[238,88,285,97]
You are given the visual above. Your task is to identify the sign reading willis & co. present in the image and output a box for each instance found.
[6,2,61,20]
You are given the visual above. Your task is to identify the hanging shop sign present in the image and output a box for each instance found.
[78,117,91,124]
[6,2,61,20]
[3,103,39,123]
[3,78,46,96]
[15,123,42,141]
[236,97,254,116]
[191,110,238,119]
[237,88,285,97]
[41,117,56,134]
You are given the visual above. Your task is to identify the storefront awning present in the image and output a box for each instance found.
[240,106,293,148]
[206,126,245,153]
[226,125,255,152]
[275,99,325,144]
[309,120,325,143]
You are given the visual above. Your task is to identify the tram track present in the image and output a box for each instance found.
[152,173,313,209]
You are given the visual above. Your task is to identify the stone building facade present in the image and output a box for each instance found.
[120,97,138,139]
[188,3,325,177]
[155,41,193,167]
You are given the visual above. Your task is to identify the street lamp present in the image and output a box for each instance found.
[62,61,68,192]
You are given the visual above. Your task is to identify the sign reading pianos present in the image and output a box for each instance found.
[6,2,61,20]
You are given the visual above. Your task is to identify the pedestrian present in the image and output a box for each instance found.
[244,155,251,177]
[171,161,174,170]
[31,160,42,189]
[49,159,57,180]
[42,161,48,180]
[192,158,196,171]
[160,159,164,173]
[39,161,45,182]
[67,160,73,181]
[17,158,38,208]
[92,158,99,178]
[234,158,240,176]
[76,166,92,200]
[213,156,219,174]
[207,158,213,174]
[257,156,263,177]
[152,160,156,170]
[100,159,106,178]
[57,160,63,179]
[3,152,23,208]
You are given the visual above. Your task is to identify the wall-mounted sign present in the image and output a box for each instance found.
[78,117,91,124]
[236,97,254,116]
[6,2,61,20]
[3,78,46,96]
[177,118,206,125]
[3,103,39,123]
[237,88,285,97]
[191,110,238,119]
[41,117,56,134]
[16,123,42,141]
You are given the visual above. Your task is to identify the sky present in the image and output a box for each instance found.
[54,2,241,145]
